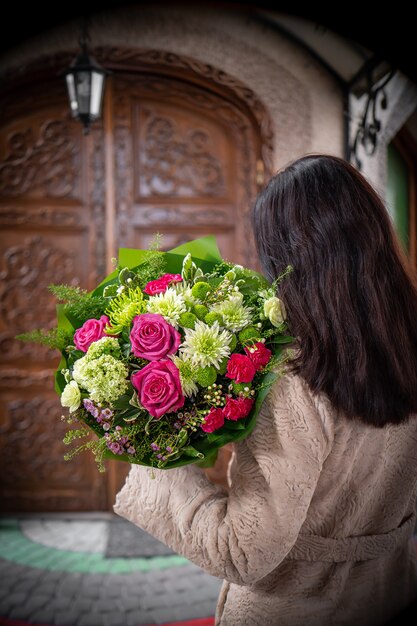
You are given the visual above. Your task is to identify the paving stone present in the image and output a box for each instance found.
[150,605,191,623]
[30,607,56,623]
[78,611,107,626]
[138,595,164,611]
[115,595,142,612]
[22,593,50,612]
[126,608,155,626]
[94,598,121,613]
[73,598,95,613]
[104,610,130,626]
[11,578,39,593]
[54,609,84,625]
[50,596,74,610]
[6,604,34,621]
[33,583,59,596]
[4,591,28,607]
[57,580,84,597]
[103,583,124,598]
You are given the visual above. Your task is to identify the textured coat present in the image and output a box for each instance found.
[114,371,417,625]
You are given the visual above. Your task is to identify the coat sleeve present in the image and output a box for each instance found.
[113,372,334,585]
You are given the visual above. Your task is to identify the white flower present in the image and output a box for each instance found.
[147,288,186,327]
[264,296,286,326]
[172,282,197,308]
[180,320,232,369]
[61,380,81,413]
[210,292,253,332]
[170,354,199,397]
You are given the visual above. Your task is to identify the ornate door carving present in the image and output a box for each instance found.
[112,73,258,265]
[0,61,264,511]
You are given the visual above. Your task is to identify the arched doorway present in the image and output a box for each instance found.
[0,49,273,511]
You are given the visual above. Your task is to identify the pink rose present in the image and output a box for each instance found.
[144,273,183,296]
[73,315,113,352]
[201,407,225,433]
[130,313,181,360]
[226,354,256,383]
[244,342,272,370]
[131,359,184,419]
[224,397,255,421]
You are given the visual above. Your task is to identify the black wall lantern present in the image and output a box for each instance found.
[64,19,109,134]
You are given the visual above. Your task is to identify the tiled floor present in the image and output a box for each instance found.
[0,516,222,626]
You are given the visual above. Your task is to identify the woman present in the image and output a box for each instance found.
[114,155,417,625]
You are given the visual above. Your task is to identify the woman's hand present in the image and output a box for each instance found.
[200,443,234,490]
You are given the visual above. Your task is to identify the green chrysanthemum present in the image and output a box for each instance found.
[72,354,129,404]
[147,288,186,328]
[170,354,198,397]
[196,366,217,387]
[180,320,232,369]
[105,287,146,333]
[210,293,253,332]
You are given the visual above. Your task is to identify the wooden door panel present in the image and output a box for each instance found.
[0,100,108,511]
[133,100,232,200]
[0,68,261,511]
[114,74,257,267]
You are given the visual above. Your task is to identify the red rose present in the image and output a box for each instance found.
[73,315,113,353]
[225,354,256,383]
[144,273,183,296]
[201,407,225,433]
[130,313,181,360]
[131,359,184,419]
[244,342,272,370]
[224,397,254,421]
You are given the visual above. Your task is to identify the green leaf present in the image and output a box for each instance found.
[181,253,194,281]
[168,235,222,263]
[54,354,68,394]
[103,284,119,298]
[182,445,205,459]
[270,335,296,344]
[223,419,246,430]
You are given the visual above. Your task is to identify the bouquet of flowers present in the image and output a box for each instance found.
[18,236,294,471]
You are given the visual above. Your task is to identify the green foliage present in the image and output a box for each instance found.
[16,328,73,351]
[229,333,237,351]
[218,357,228,375]
[48,284,87,303]
[48,284,107,322]
[133,252,167,288]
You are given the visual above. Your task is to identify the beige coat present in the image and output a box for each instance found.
[114,371,417,625]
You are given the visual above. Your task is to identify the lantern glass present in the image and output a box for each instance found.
[76,71,92,115]
[90,71,104,118]
[65,73,78,116]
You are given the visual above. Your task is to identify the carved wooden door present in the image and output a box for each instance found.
[0,70,261,511]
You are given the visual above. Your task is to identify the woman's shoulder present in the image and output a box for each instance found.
[264,367,335,457]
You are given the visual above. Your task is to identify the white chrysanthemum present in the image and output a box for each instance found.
[147,288,186,327]
[170,354,199,397]
[210,293,253,332]
[172,282,197,308]
[180,320,232,369]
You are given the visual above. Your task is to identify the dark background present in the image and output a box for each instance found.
[1,1,416,84]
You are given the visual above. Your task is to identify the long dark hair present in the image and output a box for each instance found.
[251,154,417,426]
